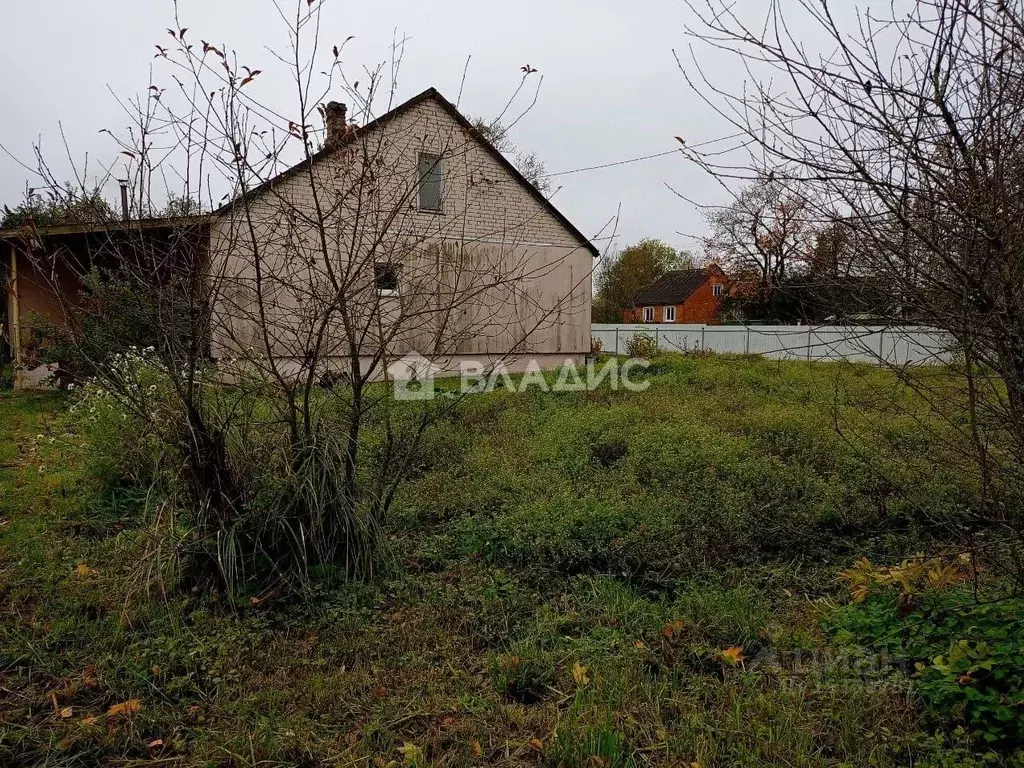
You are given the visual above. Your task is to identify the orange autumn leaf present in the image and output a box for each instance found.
[106,699,141,717]
[661,619,684,639]
[471,740,483,757]
[80,716,100,727]
[528,737,544,751]
[721,646,745,665]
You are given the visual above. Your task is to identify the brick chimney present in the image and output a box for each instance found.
[324,101,348,148]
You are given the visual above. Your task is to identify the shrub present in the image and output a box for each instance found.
[29,269,205,384]
[63,354,381,595]
[624,333,658,359]
[62,350,177,486]
[828,560,1024,750]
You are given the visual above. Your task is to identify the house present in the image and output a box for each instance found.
[2,87,597,387]
[623,264,729,324]
[208,87,598,380]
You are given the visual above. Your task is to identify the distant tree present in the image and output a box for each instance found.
[593,238,695,322]
[160,193,201,218]
[703,178,814,320]
[807,222,853,279]
[1,184,116,229]
[471,117,551,195]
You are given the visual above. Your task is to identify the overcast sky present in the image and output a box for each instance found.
[0,0,838,253]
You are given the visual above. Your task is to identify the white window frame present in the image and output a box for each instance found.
[712,283,724,298]
[642,306,655,323]
[663,306,676,323]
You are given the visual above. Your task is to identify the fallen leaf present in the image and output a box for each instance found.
[721,646,745,665]
[59,706,73,719]
[106,699,141,717]
[471,740,483,757]
[147,738,164,749]
[397,742,422,765]
[662,619,684,639]
[80,716,99,727]
[528,738,544,751]
[572,661,590,687]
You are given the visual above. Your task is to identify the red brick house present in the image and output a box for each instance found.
[623,264,729,324]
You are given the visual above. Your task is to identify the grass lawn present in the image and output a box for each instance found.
[0,355,1010,766]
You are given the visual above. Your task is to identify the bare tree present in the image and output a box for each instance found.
[679,0,1024,577]
[9,0,594,595]
[702,177,814,317]
[471,116,552,194]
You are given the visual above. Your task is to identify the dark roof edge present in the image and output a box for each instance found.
[212,87,600,258]
[0,215,209,241]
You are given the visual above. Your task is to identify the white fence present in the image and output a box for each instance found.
[592,324,955,366]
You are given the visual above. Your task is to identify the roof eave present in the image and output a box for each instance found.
[0,215,210,241]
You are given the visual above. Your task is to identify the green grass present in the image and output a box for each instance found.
[0,355,1013,766]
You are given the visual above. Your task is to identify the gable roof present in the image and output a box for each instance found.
[214,87,599,257]
[631,268,712,306]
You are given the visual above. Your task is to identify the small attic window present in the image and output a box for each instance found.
[713,283,724,298]
[374,262,400,295]
[418,152,444,212]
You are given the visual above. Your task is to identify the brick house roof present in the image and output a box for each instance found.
[213,87,599,258]
[630,267,713,306]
